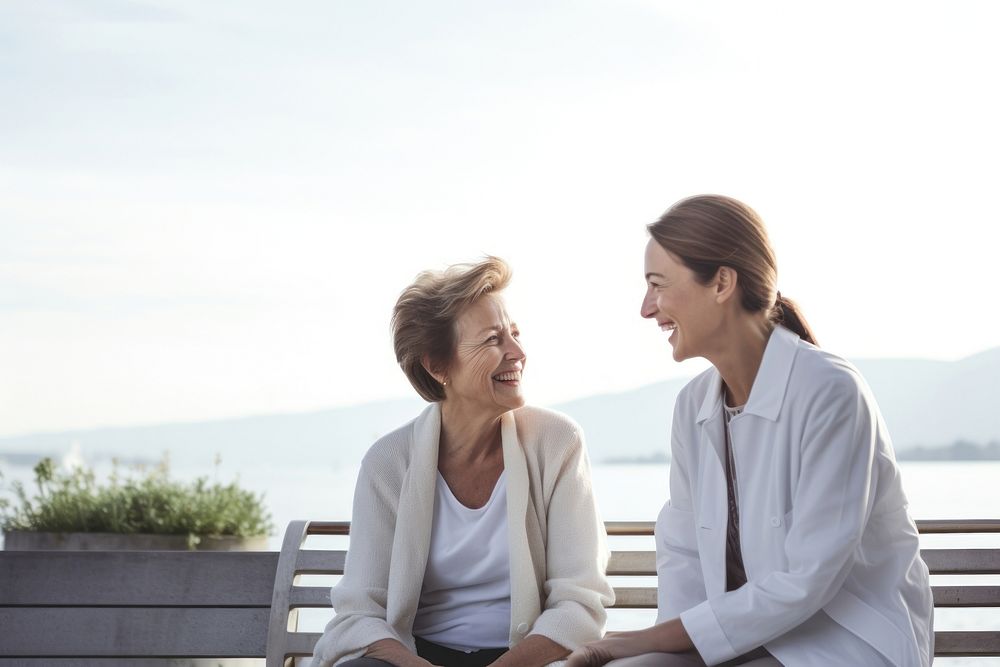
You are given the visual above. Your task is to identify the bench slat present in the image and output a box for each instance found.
[921,548,1000,574]
[934,631,1000,656]
[279,549,1000,579]
[296,549,346,573]
[610,587,657,608]
[0,661,238,666]
[933,586,1000,607]
[283,584,1000,610]
[607,551,653,576]
[284,584,998,609]
[0,608,268,657]
[265,548,1000,580]
[916,520,1000,534]
[304,519,1000,536]
[0,552,277,607]
[605,549,1000,576]
[271,630,1000,660]
[268,625,1000,658]
[290,586,335,607]
[599,520,1000,536]
[284,633,323,657]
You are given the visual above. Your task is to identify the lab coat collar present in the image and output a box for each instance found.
[695,373,725,425]
[695,325,802,424]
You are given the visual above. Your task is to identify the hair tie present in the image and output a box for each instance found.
[776,290,783,302]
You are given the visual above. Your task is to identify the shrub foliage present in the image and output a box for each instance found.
[1,457,272,545]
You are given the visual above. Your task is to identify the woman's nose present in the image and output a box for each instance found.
[506,336,526,360]
[640,289,656,319]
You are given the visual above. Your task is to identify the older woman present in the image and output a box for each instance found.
[313,257,614,667]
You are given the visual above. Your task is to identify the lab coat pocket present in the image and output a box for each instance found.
[825,588,909,667]
[656,502,699,558]
[754,508,794,575]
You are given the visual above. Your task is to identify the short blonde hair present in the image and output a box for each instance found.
[392,256,512,402]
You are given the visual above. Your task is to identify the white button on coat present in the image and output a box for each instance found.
[770,517,781,527]
[516,622,529,634]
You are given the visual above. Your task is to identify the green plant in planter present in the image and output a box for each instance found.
[1,456,273,548]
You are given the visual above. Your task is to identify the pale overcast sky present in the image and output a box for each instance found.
[2,0,999,437]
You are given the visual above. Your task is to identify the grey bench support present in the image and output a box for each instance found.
[2,520,997,665]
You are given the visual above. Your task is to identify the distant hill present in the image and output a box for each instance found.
[558,348,1000,462]
[0,398,426,470]
[1,348,997,467]
[552,378,689,461]
[852,348,1000,449]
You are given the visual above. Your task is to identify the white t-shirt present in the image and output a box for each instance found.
[411,470,511,651]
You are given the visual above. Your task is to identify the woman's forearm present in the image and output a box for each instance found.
[364,638,435,667]
[490,635,569,667]
[565,618,695,667]
[650,617,694,652]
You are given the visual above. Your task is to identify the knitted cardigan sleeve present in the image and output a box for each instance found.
[311,444,404,666]
[528,414,615,650]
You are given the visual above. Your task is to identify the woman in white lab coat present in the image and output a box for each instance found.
[567,195,933,667]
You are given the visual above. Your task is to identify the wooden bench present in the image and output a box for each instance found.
[1,520,997,665]
[268,519,1000,664]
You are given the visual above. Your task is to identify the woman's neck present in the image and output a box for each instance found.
[708,317,774,407]
[438,400,504,465]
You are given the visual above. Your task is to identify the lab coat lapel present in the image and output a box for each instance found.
[744,325,801,422]
[695,370,727,468]
[695,372,728,598]
[692,326,802,600]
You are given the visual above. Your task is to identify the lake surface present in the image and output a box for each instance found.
[236,460,1000,546]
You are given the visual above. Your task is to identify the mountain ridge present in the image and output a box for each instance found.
[1,349,997,467]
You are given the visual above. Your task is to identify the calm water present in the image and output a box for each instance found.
[3,459,998,664]
[237,460,1000,545]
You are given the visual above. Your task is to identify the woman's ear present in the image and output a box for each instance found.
[714,266,739,304]
[422,355,448,387]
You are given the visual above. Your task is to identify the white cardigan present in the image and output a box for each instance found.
[658,326,934,666]
[312,403,614,666]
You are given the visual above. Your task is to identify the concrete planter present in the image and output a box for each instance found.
[3,530,268,551]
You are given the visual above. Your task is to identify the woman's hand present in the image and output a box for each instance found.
[488,634,568,667]
[565,630,656,667]
[364,638,438,667]
[566,619,695,667]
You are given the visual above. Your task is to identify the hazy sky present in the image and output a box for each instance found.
[2,0,999,437]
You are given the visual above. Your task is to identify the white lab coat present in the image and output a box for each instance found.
[656,325,934,666]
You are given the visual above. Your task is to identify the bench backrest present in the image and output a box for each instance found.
[266,519,1000,665]
[2,520,997,664]
[0,551,279,663]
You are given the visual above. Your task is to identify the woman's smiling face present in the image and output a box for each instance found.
[444,292,526,417]
[640,238,719,362]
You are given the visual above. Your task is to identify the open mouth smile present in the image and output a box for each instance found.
[492,370,522,385]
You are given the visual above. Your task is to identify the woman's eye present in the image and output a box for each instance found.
[486,335,500,343]
[512,330,520,339]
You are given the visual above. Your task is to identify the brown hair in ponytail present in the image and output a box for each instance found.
[647,195,818,346]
